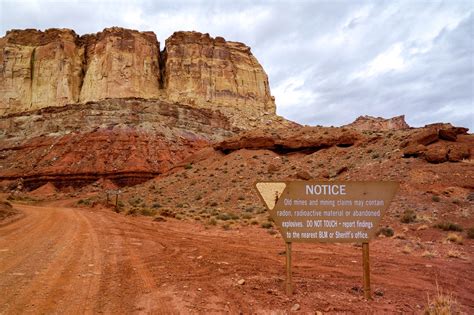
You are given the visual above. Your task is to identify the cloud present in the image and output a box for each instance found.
[0,0,473,129]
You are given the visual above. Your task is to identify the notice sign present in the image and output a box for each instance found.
[255,181,398,243]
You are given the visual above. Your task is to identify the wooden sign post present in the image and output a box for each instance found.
[362,242,371,299]
[255,181,398,298]
[285,241,293,295]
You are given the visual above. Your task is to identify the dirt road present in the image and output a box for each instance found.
[1,202,473,314]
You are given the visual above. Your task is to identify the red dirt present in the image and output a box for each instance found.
[0,201,472,314]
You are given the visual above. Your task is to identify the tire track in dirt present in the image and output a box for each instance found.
[0,205,104,314]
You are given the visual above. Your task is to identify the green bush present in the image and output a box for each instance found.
[434,222,463,232]
[432,195,441,202]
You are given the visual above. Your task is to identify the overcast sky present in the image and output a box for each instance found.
[1,0,473,130]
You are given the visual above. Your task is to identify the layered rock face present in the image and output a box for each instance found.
[0,99,232,189]
[79,28,161,102]
[163,32,275,115]
[0,29,83,114]
[0,27,275,125]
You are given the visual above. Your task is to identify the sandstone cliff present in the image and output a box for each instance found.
[163,32,275,115]
[0,27,275,125]
[79,27,162,102]
[0,29,83,114]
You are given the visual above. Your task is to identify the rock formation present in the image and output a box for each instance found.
[0,29,83,114]
[163,32,275,116]
[345,115,410,131]
[0,27,275,125]
[79,28,162,102]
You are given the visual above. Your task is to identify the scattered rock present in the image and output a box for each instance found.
[438,129,457,141]
[447,144,470,162]
[335,166,348,176]
[291,303,300,311]
[374,288,384,296]
[424,146,448,164]
[413,129,439,146]
[402,144,426,158]
[237,279,245,285]
[267,164,280,173]
[296,170,312,180]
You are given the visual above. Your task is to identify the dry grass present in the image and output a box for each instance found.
[424,282,459,315]
[417,224,429,231]
[401,245,412,254]
[446,249,464,259]
[446,233,463,244]
[422,250,438,258]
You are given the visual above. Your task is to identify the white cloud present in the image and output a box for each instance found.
[354,43,408,79]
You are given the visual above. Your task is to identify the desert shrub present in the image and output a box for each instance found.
[238,196,245,200]
[451,199,461,205]
[467,227,474,239]
[446,233,463,244]
[184,164,193,170]
[424,283,459,315]
[209,217,217,225]
[151,203,161,209]
[140,208,156,216]
[216,213,231,221]
[377,226,394,237]
[401,209,416,223]
[159,208,175,218]
[126,208,138,216]
[371,153,380,159]
[209,201,218,207]
[217,213,239,221]
[432,195,441,202]
[241,213,253,220]
[128,197,143,207]
[434,222,463,232]
[261,222,273,229]
[77,199,91,206]
[195,195,202,200]
[245,206,255,213]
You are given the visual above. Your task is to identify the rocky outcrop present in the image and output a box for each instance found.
[163,31,275,115]
[401,124,471,163]
[0,27,276,128]
[215,126,359,153]
[80,28,162,102]
[345,115,410,131]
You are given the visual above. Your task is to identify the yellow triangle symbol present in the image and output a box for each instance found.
[255,182,287,210]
